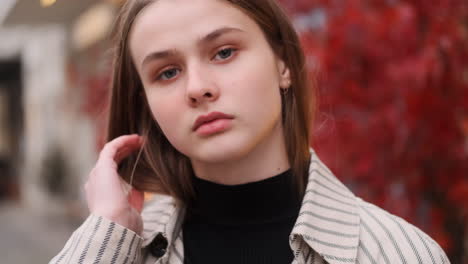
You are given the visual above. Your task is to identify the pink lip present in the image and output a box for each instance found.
[193,111,234,132]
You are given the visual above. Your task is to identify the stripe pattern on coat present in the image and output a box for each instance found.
[49,149,450,264]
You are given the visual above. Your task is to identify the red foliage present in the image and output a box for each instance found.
[279,0,468,261]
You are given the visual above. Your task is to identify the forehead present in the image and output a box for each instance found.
[129,0,261,65]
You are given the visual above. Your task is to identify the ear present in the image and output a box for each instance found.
[277,58,291,89]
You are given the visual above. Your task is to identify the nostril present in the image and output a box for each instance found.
[204,92,212,98]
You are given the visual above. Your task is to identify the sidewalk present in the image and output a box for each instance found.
[0,202,83,264]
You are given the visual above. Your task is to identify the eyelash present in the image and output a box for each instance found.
[155,47,238,82]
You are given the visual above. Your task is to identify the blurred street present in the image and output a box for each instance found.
[0,202,81,264]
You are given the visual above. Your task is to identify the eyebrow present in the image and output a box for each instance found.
[141,26,245,69]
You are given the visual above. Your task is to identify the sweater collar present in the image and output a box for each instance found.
[141,149,360,264]
[186,168,301,226]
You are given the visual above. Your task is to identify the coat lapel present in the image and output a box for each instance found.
[290,149,360,264]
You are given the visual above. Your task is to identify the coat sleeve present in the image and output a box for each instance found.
[49,214,144,264]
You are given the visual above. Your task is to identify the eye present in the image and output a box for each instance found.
[157,68,180,81]
[213,47,237,61]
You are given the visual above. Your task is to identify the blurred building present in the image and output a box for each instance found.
[0,0,120,217]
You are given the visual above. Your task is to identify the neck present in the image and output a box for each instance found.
[190,123,290,185]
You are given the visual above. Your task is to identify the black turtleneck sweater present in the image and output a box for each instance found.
[182,169,302,264]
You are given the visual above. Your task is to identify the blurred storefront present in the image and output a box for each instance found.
[0,0,120,217]
[0,1,123,262]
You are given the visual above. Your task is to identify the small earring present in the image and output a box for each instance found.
[281,79,291,95]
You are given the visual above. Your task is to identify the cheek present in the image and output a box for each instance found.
[232,61,282,117]
[146,94,185,144]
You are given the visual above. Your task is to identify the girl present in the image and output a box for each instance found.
[51,0,449,263]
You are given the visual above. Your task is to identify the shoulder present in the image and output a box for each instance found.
[140,194,177,244]
[141,193,177,225]
[306,149,450,263]
[142,193,176,216]
[355,198,450,264]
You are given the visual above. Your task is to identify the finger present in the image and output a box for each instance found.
[115,143,143,164]
[100,134,141,163]
[101,134,140,159]
[128,188,145,214]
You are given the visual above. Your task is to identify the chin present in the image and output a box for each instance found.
[189,136,255,164]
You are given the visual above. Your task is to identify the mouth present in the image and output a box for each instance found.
[193,111,234,133]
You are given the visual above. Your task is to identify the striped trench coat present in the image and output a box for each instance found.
[50,149,450,264]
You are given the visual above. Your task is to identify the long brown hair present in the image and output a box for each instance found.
[107,0,316,204]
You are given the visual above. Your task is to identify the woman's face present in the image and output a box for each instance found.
[129,0,290,165]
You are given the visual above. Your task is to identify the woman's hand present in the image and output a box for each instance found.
[84,134,145,235]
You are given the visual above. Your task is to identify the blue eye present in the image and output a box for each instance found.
[214,48,236,61]
[157,68,180,81]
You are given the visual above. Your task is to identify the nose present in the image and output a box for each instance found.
[185,66,219,107]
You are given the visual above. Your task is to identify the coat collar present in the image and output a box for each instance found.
[290,149,360,264]
[140,194,183,248]
[141,149,360,264]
